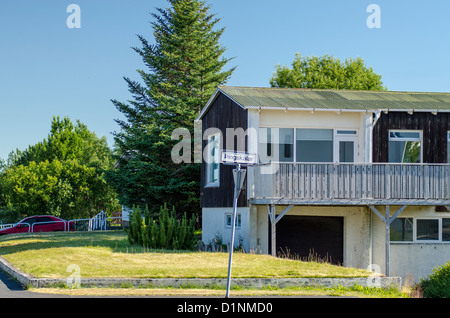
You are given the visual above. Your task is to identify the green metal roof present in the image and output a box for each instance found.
[217,86,450,112]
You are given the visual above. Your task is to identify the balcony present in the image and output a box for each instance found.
[248,163,450,206]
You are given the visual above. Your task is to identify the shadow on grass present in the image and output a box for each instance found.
[0,230,198,256]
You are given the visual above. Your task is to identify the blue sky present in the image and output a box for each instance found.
[0,0,449,160]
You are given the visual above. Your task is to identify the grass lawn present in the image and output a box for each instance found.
[0,231,410,297]
[0,231,371,279]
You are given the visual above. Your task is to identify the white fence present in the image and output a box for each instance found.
[0,211,125,234]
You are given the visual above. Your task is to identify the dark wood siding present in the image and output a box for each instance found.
[373,112,450,163]
[200,93,248,208]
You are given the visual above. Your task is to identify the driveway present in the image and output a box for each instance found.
[0,270,68,298]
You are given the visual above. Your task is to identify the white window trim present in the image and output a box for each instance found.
[388,130,422,141]
[206,133,220,187]
[225,213,241,229]
[415,217,441,243]
[388,129,423,163]
[258,127,360,163]
[391,217,450,243]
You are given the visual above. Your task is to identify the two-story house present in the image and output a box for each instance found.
[197,86,450,282]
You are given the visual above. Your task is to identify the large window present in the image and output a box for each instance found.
[390,217,450,242]
[259,128,294,162]
[206,134,220,186]
[390,218,413,241]
[416,219,439,241]
[259,127,340,162]
[296,129,333,162]
[388,130,422,163]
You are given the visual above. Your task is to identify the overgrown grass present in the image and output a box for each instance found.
[0,231,372,279]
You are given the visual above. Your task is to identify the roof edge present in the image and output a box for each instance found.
[196,87,246,121]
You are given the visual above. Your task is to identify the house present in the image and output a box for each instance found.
[196,86,450,282]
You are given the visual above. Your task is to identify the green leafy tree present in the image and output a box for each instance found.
[108,0,234,215]
[270,53,386,90]
[0,116,120,221]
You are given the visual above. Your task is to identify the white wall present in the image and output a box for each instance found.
[202,207,253,251]
[371,205,450,282]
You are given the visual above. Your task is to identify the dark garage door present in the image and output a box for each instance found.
[272,216,343,265]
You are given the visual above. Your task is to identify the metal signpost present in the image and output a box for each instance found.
[221,151,257,298]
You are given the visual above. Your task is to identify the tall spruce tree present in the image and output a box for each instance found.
[109,0,234,216]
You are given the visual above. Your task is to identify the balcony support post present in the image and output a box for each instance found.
[267,204,294,257]
[368,205,407,277]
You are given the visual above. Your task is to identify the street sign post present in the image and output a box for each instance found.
[221,151,257,165]
[222,151,257,298]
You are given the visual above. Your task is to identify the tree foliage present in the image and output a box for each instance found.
[270,53,386,90]
[127,203,197,250]
[0,116,120,221]
[108,0,234,215]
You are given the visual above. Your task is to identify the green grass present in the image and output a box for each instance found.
[0,231,372,279]
[29,284,408,298]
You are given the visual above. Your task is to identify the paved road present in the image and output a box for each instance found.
[0,270,68,298]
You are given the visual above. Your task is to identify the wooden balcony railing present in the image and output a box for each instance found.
[248,163,450,204]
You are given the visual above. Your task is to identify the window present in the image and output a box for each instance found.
[391,217,450,243]
[388,131,422,163]
[225,213,241,228]
[416,219,439,241]
[443,218,450,241]
[259,127,358,163]
[259,128,294,162]
[296,129,333,162]
[447,132,450,163]
[37,217,54,224]
[21,217,37,225]
[206,134,220,186]
[390,218,413,242]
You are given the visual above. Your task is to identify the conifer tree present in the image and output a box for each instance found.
[109,0,234,216]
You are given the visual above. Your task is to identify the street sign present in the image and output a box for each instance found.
[221,151,257,165]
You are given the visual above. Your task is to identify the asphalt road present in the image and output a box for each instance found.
[0,270,68,298]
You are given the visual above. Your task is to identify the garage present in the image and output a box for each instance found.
[271,216,344,265]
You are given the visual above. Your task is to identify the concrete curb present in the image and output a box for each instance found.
[0,256,402,290]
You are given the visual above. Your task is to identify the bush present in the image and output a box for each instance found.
[0,208,22,224]
[420,262,450,298]
[126,203,197,250]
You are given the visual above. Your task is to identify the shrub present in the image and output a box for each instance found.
[420,262,450,298]
[126,203,197,250]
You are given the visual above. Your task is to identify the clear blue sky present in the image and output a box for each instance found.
[0,0,449,160]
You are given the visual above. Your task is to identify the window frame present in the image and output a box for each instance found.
[206,133,221,187]
[258,127,359,163]
[415,218,440,242]
[225,213,241,229]
[388,130,423,163]
[390,217,413,242]
[390,217,450,243]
